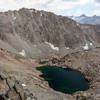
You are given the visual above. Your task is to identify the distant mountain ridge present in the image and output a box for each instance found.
[69,14,100,25]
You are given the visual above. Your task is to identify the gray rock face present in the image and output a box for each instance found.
[0,8,100,58]
[0,72,74,100]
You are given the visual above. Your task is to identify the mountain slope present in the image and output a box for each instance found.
[0,8,100,58]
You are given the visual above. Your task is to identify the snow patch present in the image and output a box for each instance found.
[13,16,16,20]
[22,84,26,87]
[90,43,93,46]
[82,43,89,50]
[77,23,79,26]
[66,47,70,50]
[45,42,59,51]
[19,49,26,56]
[40,12,42,16]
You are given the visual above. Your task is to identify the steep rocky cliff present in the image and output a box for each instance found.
[0,8,100,58]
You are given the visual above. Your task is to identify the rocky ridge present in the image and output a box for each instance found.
[0,8,100,58]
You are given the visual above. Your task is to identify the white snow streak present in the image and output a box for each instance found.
[22,84,26,87]
[19,49,26,56]
[66,47,70,50]
[82,43,89,50]
[40,12,42,16]
[13,16,16,20]
[45,42,59,51]
[90,43,93,46]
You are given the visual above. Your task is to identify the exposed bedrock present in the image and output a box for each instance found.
[0,8,100,58]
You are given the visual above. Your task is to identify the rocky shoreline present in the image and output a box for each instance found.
[0,48,100,100]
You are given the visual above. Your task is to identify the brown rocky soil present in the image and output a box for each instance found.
[0,48,100,100]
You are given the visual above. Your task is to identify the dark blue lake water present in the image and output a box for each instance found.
[37,66,89,94]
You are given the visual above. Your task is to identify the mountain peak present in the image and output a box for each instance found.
[80,14,86,17]
[69,14,100,25]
